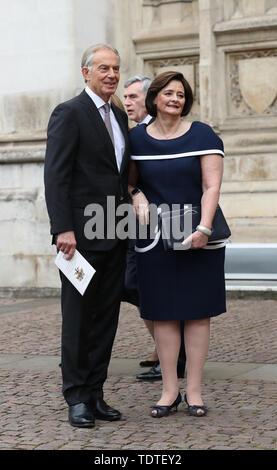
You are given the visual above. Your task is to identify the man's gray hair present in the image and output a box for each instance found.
[124,74,153,96]
[81,44,120,83]
[81,43,120,70]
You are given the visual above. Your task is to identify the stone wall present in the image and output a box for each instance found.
[0,0,116,294]
[0,135,58,293]
[0,0,276,293]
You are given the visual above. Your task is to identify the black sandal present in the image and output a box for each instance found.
[150,392,182,418]
[184,394,207,417]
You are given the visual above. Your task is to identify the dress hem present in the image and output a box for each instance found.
[140,309,227,322]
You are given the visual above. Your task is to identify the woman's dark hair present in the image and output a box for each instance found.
[145,71,193,117]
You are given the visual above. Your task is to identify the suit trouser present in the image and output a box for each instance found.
[60,242,126,406]
[122,240,186,365]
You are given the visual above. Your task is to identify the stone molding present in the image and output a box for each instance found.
[0,145,45,164]
[143,0,193,5]
[133,28,199,55]
[214,14,277,34]
[213,14,277,46]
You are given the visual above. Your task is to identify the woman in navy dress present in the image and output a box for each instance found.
[128,71,227,418]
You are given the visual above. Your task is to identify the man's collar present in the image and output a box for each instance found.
[139,114,152,125]
[85,86,111,108]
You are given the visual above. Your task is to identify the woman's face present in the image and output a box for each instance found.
[154,80,185,117]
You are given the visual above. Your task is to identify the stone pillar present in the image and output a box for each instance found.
[129,0,201,119]
[198,0,222,126]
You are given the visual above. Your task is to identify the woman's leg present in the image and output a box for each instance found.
[143,317,158,361]
[153,320,180,409]
[184,318,210,413]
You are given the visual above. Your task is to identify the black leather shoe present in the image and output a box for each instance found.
[68,403,95,428]
[91,398,121,421]
[139,360,159,368]
[136,363,162,381]
[136,361,186,381]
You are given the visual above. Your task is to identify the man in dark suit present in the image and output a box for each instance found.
[122,75,158,365]
[44,44,130,428]
[122,75,186,382]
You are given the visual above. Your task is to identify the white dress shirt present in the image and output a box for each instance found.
[139,114,152,125]
[85,86,125,171]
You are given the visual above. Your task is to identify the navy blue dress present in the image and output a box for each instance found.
[130,121,227,321]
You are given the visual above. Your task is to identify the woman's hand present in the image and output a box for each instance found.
[132,191,150,225]
[182,230,208,250]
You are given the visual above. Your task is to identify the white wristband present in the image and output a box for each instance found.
[196,225,212,236]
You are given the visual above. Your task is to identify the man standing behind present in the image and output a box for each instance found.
[44,44,130,428]
[123,75,186,382]
[124,74,153,126]
[123,75,160,370]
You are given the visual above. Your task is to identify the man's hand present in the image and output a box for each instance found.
[57,231,77,260]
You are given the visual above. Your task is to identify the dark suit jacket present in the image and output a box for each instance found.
[44,89,130,251]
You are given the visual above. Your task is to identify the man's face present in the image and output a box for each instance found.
[82,48,120,102]
[124,81,147,123]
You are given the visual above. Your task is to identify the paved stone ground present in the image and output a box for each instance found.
[0,296,276,451]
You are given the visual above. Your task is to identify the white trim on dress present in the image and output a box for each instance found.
[131,149,225,160]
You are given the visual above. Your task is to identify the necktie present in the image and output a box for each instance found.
[102,103,115,146]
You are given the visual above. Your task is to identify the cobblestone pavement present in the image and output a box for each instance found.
[0,296,276,451]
